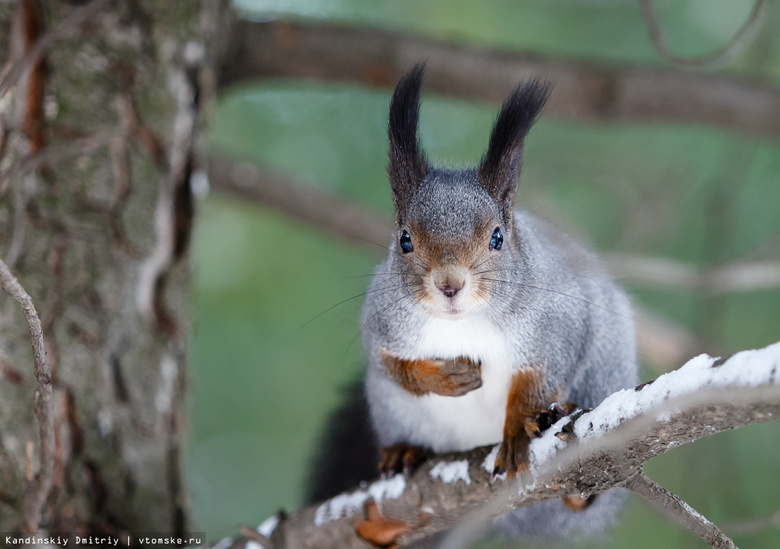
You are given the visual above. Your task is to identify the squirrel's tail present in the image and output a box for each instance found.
[305,380,379,505]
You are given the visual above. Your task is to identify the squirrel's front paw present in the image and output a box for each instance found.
[380,352,482,396]
[425,356,482,396]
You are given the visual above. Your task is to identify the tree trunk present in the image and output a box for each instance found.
[0,0,222,536]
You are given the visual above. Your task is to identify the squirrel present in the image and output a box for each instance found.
[308,64,639,542]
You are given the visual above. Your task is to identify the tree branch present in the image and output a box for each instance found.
[607,254,780,295]
[207,156,780,297]
[639,0,765,69]
[205,155,394,249]
[219,19,780,140]
[0,257,54,534]
[625,472,736,549]
[216,341,780,548]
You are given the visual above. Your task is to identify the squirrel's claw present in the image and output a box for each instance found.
[493,431,530,480]
[379,444,430,478]
[494,401,581,479]
[535,401,579,432]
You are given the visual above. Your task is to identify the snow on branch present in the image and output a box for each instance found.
[223,341,780,549]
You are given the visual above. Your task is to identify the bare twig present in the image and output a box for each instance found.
[723,507,780,536]
[608,254,780,295]
[626,472,737,549]
[0,0,111,97]
[0,257,54,534]
[219,19,780,140]
[206,155,394,250]
[639,0,765,69]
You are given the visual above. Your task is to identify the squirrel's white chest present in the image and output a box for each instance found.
[408,315,518,452]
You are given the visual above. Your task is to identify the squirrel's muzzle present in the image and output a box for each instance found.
[431,267,469,300]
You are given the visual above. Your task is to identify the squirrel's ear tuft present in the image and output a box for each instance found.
[388,63,429,224]
[479,79,551,225]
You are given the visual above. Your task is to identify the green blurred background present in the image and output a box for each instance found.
[187,0,780,547]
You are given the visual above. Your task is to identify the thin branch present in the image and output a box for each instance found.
[206,155,394,250]
[625,472,737,549]
[722,507,780,536]
[224,342,780,548]
[608,254,780,295]
[219,19,780,140]
[0,257,54,534]
[208,156,780,296]
[639,0,765,69]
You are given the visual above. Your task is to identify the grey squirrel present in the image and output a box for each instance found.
[308,64,638,543]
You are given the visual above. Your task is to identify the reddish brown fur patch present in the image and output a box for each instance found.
[494,367,551,478]
[356,498,433,549]
[406,218,494,268]
[404,219,500,310]
[562,495,596,512]
[380,350,482,396]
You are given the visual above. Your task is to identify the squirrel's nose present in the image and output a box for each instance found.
[432,267,468,299]
[439,284,461,298]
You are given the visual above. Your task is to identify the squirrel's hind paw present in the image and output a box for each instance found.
[493,432,530,480]
[535,401,580,433]
[379,444,430,478]
[494,401,580,479]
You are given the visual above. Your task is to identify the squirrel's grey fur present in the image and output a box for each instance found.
[308,64,638,542]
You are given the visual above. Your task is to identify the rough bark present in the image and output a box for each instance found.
[0,0,222,536]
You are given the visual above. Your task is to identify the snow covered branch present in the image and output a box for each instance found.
[218,342,780,549]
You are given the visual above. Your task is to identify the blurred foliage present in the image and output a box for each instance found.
[188,0,780,545]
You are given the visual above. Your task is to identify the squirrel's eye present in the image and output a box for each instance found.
[399,230,414,253]
[489,227,503,251]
